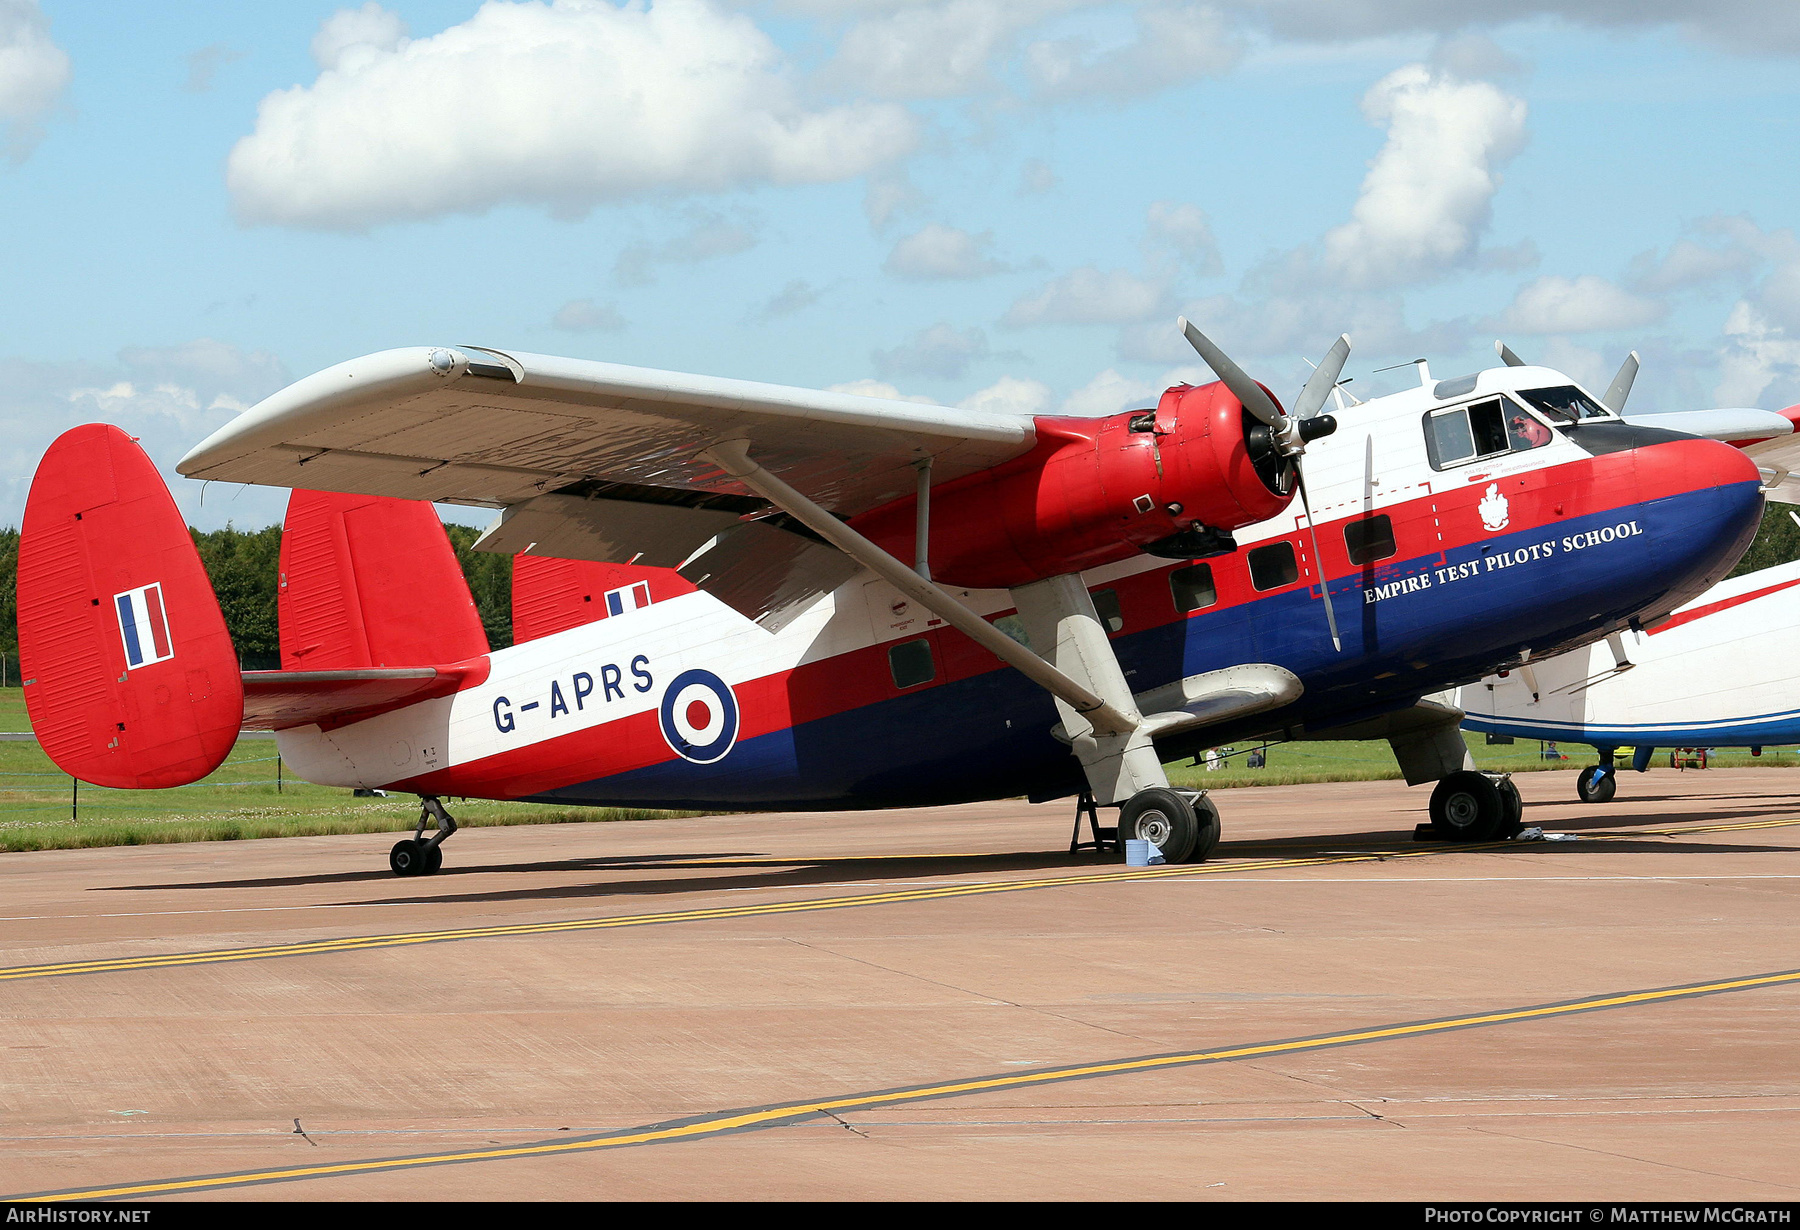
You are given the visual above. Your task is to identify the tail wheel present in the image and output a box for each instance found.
[1576,766,1617,804]
[389,839,435,877]
[1429,771,1505,841]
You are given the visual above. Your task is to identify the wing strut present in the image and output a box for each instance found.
[702,440,1138,736]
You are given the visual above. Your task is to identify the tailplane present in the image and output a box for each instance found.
[18,425,245,787]
[279,490,488,669]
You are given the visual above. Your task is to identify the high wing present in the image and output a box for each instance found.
[177,344,1034,556]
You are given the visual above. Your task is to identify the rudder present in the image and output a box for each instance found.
[279,490,488,670]
[18,425,244,788]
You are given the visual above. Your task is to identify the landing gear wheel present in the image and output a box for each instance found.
[1189,794,1222,863]
[422,844,443,875]
[389,839,430,877]
[1576,766,1616,804]
[1496,776,1524,837]
[1119,788,1215,864]
[1429,771,1505,841]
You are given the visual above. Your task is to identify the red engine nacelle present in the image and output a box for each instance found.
[851,380,1300,590]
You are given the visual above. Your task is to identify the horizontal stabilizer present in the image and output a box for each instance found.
[18,425,245,787]
[242,665,485,731]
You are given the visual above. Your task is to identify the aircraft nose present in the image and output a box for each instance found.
[1631,436,1765,613]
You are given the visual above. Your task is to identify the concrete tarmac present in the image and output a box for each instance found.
[3,768,1798,1202]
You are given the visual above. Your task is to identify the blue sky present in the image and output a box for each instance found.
[5,0,1800,530]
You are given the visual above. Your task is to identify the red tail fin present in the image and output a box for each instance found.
[18,425,244,788]
[279,490,488,669]
[511,553,695,643]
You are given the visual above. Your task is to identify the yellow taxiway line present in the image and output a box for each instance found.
[3,814,1795,984]
[15,963,1800,1201]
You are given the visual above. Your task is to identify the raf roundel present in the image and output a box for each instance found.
[658,669,740,764]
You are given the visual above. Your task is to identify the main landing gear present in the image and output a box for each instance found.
[1117,787,1222,864]
[1428,771,1523,841]
[390,795,456,877]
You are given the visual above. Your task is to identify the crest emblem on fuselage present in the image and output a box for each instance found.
[1479,483,1510,532]
[659,669,741,764]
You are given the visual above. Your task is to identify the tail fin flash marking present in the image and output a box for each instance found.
[115,583,174,669]
[604,581,652,617]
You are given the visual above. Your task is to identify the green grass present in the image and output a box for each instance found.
[1164,737,1800,790]
[0,688,690,853]
[2,686,1793,852]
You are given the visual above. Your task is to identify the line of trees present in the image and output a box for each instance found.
[0,503,1796,670]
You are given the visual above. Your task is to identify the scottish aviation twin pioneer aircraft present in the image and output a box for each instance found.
[16,324,1781,874]
[1461,557,1800,803]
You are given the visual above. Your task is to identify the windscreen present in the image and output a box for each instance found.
[1518,385,1610,422]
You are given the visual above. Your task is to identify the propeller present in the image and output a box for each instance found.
[1493,340,1640,413]
[1177,317,1349,651]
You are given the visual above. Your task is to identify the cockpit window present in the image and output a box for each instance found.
[1517,385,1610,422]
[1425,398,1512,469]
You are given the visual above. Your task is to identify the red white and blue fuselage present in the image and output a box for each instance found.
[275,366,1766,810]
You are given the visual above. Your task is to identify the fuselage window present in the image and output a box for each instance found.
[1169,563,1217,612]
[1092,588,1124,633]
[1425,398,1513,470]
[1344,514,1397,565]
[888,638,936,689]
[1518,385,1610,423]
[1248,541,1299,591]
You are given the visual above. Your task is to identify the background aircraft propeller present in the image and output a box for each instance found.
[1495,339,1640,413]
[1177,317,1349,651]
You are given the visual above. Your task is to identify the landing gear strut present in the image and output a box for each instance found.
[1117,787,1221,863]
[1577,751,1617,804]
[390,795,456,876]
[1428,771,1522,841]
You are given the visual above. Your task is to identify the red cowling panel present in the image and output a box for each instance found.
[18,425,244,788]
[511,553,695,643]
[279,491,489,670]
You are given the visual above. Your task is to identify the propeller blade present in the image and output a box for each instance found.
[1293,334,1352,420]
[1178,317,1285,428]
[1296,467,1341,653]
[1602,350,1639,413]
[1495,340,1527,367]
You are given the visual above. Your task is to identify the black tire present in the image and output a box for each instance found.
[1576,766,1617,804]
[422,844,443,875]
[1188,794,1222,863]
[1429,771,1505,841]
[389,839,428,877]
[1496,776,1524,836]
[1118,787,1200,864]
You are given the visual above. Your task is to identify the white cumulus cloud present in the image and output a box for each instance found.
[1004,266,1171,326]
[1320,64,1527,289]
[824,0,1055,97]
[228,0,919,230]
[826,378,938,404]
[311,3,409,70]
[0,0,69,160]
[1496,274,1666,335]
[959,375,1052,416]
[1025,2,1241,100]
[884,224,1008,279]
[872,322,990,378]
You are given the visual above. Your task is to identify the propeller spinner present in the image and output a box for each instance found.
[1176,318,1351,651]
